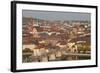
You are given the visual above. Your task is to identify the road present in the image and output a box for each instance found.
[63,52,90,56]
[23,52,90,57]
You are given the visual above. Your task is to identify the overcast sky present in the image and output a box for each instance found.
[22,10,91,21]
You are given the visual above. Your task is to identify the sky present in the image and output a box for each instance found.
[22,10,91,21]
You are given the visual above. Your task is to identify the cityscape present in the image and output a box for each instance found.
[22,11,91,63]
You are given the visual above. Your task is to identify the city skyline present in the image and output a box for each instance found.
[22,10,91,21]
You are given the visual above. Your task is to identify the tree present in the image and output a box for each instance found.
[77,43,90,53]
[23,48,33,53]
